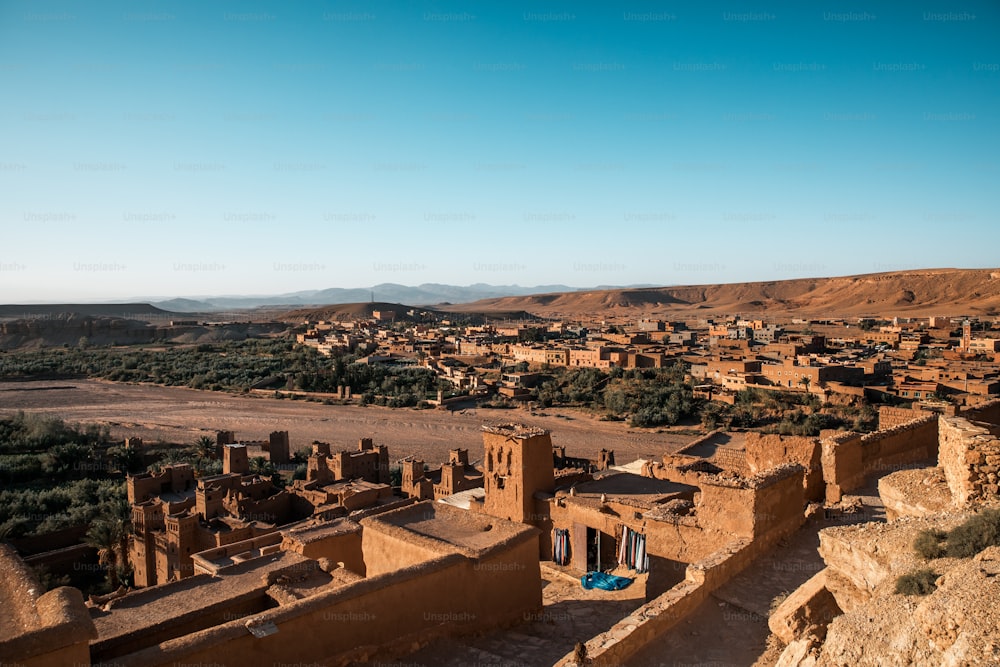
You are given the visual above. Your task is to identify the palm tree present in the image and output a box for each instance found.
[195,435,217,460]
[84,498,133,590]
[85,520,121,589]
[798,376,811,393]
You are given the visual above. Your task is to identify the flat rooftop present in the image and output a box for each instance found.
[282,518,362,545]
[91,550,319,660]
[363,501,534,555]
[566,472,698,502]
[678,431,746,459]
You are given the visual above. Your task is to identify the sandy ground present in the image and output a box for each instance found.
[0,379,696,464]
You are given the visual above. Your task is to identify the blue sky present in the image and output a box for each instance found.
[1,1,998,301]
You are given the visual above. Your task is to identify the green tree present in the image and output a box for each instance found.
[84,499,132,590]
[195,436,217,461]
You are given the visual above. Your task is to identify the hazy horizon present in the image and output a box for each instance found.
[2,1,998,301]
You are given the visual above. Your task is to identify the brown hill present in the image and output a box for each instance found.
[441,269,1000,319]
[279,302,534,323]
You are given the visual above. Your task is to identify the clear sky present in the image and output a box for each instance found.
[1,1,998,301]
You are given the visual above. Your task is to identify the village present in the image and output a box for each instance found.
[3,303,1000,666]
[0,310,1000,667]
[293,309,1000,409]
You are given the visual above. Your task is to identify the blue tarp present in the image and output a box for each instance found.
[581,572,634,591]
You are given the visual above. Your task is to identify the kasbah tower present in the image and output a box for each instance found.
[481,424,555,523]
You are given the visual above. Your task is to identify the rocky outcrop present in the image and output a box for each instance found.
[878,467,953,520]
[816,547,1000,666]
[817,515,967,613]
[768,569,841,645]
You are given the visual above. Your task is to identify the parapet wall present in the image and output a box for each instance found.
[0,544,96,667]
[112,536,541,667]
[858,414,939,477]
[554,536,775,667]
[939,416,1000,507]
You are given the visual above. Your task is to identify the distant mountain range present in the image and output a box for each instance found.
[150,283,656,312]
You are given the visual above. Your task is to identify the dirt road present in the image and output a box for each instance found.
[0,379,696,464]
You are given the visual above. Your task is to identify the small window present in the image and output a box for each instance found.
[497,476,506,490]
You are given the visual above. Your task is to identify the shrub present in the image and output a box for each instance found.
[913,528,947,560]
[895,568,938,596]
[945,509,1000,558]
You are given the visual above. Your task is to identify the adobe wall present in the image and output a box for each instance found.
[744,433,823,500]
[191,533,284,576]
[939,416,1000,506]
[553,538,762,667]
[360,519,451,577]
[822,415,938,503]
[110,538,541,667]
[545,495,719,568]
[0,544,96,667]
[859,414,938,478]
[961,398,1000,425]
[544,465,804,572]
[698,464,806,542]
[128,464,195,503]
[281,523,365,576]
[553,484,811,667]
[878,405,927,429]
[821,432,864,503]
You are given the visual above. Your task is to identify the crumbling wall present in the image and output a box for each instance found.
[698,464,806,544]
[961,398,1000,425]
[859,414,938,478]
[821,432,864,503]
[744,433,823,500]
[552,536,796,667]
[939,416,1000,506]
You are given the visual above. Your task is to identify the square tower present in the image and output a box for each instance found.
[223,444,250,475]
[269,431,290,465]
[481,424,555,524]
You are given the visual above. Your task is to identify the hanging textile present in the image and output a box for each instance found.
[553,528,570,566]
[618,527,648,573]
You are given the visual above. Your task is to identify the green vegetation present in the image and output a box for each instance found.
[536,364,698,428]
[895,568,939,596]
[0,413,128,539]
[83,498,133,589]
[0,337,447,405]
